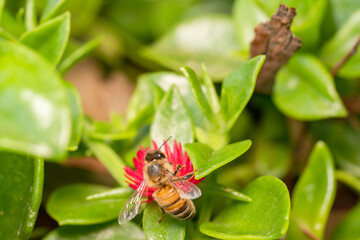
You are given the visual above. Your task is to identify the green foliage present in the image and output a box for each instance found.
[200,176,290,239]
[288,141,336,240]
[1,0,360,239]
[273,53,347,120]
[44,221,145,240]
[46,183,126,225]
[0,153,43,240]
[20,12,70,65]
[151,85,194,146]
[332,203,360,240]
[221,55,265,129]
[143,202,186,240]
[320,10,360,78]
[142,15,243,80]
[0,41,71,159]
[185,140,252,179]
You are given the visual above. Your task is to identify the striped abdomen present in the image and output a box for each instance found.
[153,185,195,220]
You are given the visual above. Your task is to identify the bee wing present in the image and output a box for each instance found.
[164,170,202,200]
[118,180,148,225]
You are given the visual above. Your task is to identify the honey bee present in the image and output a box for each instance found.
[118,139,201,224]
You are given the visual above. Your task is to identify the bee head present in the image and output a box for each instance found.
[145,149,166,162]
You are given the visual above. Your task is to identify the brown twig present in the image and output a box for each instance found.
[300,225,320,240]
[250,4,302,94]
[331,37,360,77]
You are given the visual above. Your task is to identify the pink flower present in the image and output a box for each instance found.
[124,140,203,200]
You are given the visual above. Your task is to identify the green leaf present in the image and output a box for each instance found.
[20,12,70,65]
[180,66,216,124]
[84,137,127,187]
[41,0,68,23]
[58,36,102,74]
[273,53,347,120]
[331,203,360,240]
[0,152,43,240]
[336,170,360,195]
[0,9,26,37]
[25,0,36,30]
[143,201,186,240]
[254,140,291,178]
[0,0,5,23]
[232,0,268,56]
[328,0,360,29]
[64,0,101,36]
[44,221,145,240]
[142,14,243,80]
[288,141,336,240]
[320,10,360,78]
[46,183,126,225]
[86,119,136,141]
[151,85,194,146]
[64,81,83,151]
[311,120,360,177]
[0,41,71,159]
[220,55,265,129]
[199,181,252,202]
[200,176,290,239]
[86,187,133,201]
[184,140,252,179]
[201,64,220,114]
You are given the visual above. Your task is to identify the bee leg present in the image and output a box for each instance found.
[174,164,184,175]
[180,168,200,180]
[158,207,165,223]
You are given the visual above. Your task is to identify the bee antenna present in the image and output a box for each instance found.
[159,136,172,150]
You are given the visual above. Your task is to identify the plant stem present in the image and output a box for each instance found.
[331,37,360,77]
[336,170,360,195]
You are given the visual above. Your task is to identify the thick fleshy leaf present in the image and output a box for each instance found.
[328,0,360,29]
[86,120,136,141]
[84,137,127,187]
[288,141,336,240]
[0,41,71,159]
[254,140,291,178]
[151,85,194,146]
[63,81,83,151]
[143,201,186,240]
[0,0,4,21]
[0,9,26,37]
[311,120,360,177]
[44,221,145,240]
[0,152,43,240]
[184,140,252,179]
[126,74,158,127]
[232,0,327,50]
[142,15,243,80]
[25,0,36,30]
[46,183,126,225]
[20,12,70,65]
[199,181,251,202]
[201,64,221,114]
[181,66,216,124]
[336,170,360,194]
[41,0,68,23]
[200,176,290,239]
[220,55,264,129]
[58,36,102,74]
[86,187,133,201]
[331,203,360,240]
[273,53,347,120]
[127,72,208,133]
[320,10,360,78]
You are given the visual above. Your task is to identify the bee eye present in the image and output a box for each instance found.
[156,153,161,158]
